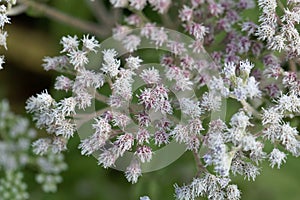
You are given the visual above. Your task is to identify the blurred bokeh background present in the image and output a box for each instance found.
[0,0,299,199]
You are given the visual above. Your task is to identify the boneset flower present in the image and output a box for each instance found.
[18,0,300,199]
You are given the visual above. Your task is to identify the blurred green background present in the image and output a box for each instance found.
[0,0,299,199]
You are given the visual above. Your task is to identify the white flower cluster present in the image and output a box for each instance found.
[0,100,67,198]
[175,174,240,200]
[256,0,300,58]
[21,0,300,199]
[0,0,16,70]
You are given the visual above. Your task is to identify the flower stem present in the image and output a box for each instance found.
[19,0,110,37]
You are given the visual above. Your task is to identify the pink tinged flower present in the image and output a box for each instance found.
[150,27,168,47]
[154,130,169,146]
[135,145,153,163]
[129,0,147,10]
[125,160,142,184]
[114,133,134,156]
[179,5,193,22]
[122,34,141,52]
[189,40,204,53]
[188,118,204,134]
[167,41,186,56]
[209,120,227,135]
[241,21,258,36]
[264,84,280,98]
[60,35,79,53]
[92,117,111,134]
[282,71,297,87]
[208,2,224,16]
[155,118,172,130]
[76,69,104,89]
[75,91,92,110]
[238,36,251,54]
[79,131,109,156]
[125,14,143,26]
[263,65,282,79]
[54,75,73,92]
[42,56,68,71]
[226,42,238,54]
[141,23,157,38]
[237,0,255,9]
[225,10,240,24]
[112,25,131,40]
[136,112,151,127]
[251,41,263,57]
[160,55,174,67]
[224,54,240,64]
[216,18,231,31]
[189,23,208,40]
[191,0,205,7]
[180,55,195,70]
[67,50,88,71]
[136,128,151,144]
[185,135,200,151]
[148,0,171,14]
[140,67,161,84]
[98,149,118,168]
[108,94,125,108]
[263,54,279,67]
[112,112,131,130]
[211,51,222,64]
[139,88,155,110]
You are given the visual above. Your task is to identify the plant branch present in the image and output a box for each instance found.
[193,150,207,176]
[19,0,110,37]
[241,100,261,119]
[85,0,113,26]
